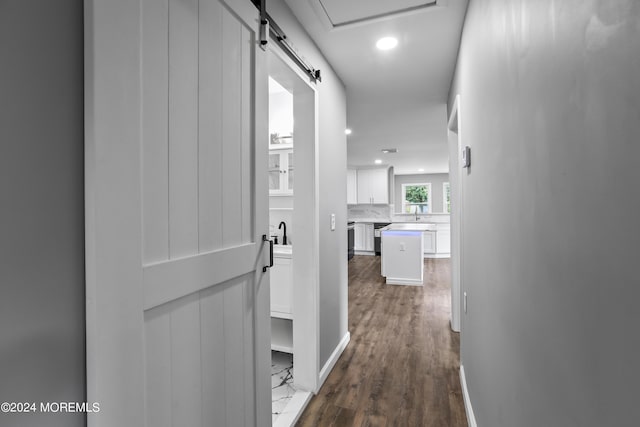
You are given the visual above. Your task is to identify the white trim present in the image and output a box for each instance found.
[354,250,375,256]
[386,278,423,286]
[460,365,478,427]
[447,94,462,333]
[318,332,351,389]
[273,390,313,427]
[423,253,450,259]
[268,45,321,394]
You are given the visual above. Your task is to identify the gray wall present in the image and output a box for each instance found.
[270,1,349,370]
[394,173,449,213]
[449,1,640,426]
[0,1,85,426]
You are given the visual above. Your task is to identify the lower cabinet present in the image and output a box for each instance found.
[270,257,292,316]
[354,223,374,252]
[423,231,436,254]
[423,225,450,258]
[436,225,451,254]
[271,254,293,353]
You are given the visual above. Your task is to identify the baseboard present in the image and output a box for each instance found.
[423,253,451,259]
[460,365,478,427]
[318,331,350,389]
[386,277,423,286]
[354,250,375,256]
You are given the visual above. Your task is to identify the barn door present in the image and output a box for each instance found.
[84,0,270,426]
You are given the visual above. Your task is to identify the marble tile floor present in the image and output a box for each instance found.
[272,350,296,424]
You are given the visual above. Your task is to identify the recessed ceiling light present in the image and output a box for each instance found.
[418,168,425,172]
[345,128,352,135]
[376,37,398,51]
[374,159,382,164]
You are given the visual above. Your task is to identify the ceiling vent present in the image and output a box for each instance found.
[381,148,398,154]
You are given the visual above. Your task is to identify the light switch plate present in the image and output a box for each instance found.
[330,213,335,231]
[462,146,471,168]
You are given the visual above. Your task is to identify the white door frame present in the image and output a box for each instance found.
[267,45,321,393]
[448,95,462,333]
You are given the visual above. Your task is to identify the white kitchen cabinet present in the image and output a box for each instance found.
[365,224,374,251]
[354,223,374,252]
[347,169,358,204]
[423,230,436,254]
[269,148,293,195]
[271,252,293,353]
[381,228,424,285]
[354,223,366,250]
[270,256,293,317]
[436,225,451,254]
[356,168,389,204]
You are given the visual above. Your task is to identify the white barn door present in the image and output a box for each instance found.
[84,0,270,426]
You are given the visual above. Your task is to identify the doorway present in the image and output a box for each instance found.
[267,47,319,426]
[447,95,462,333]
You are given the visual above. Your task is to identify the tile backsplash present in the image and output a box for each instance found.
[348,205,392,220]
[269,208,292,245]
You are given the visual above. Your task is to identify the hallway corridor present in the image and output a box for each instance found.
[297,256,466,426]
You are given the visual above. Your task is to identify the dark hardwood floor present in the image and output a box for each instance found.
[296,255,467,427]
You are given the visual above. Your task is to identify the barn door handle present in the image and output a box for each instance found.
[262,234,274,272]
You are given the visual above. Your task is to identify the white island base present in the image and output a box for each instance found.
[381,228,425,286]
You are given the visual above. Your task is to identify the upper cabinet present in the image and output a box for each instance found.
[269,148,293,195]
[356,168,389,204]
[347,169,358,204]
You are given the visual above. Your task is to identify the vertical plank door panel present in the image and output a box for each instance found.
[198,0,224,253]
[241,25,253,244]
[168,0,199,258]
[144,305,172,427]
[141,0,170,264]
[221,8,243,248]
[169,293,203,427]
[200,283,228,426]
[224,276,248,424]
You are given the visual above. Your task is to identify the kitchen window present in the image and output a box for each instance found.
[443,182,451,213]
[401,183,431,214]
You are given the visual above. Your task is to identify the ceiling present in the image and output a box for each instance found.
[284,0,468,175]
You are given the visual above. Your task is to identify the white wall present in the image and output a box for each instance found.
[450,1,640,426]
[268,1,349,370]
[268,87,293,136]
[394,173,449,213]
[0,1,85,426]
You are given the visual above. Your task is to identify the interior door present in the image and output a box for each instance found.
[84,0,270,425]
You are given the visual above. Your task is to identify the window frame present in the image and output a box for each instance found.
[443,182,451,213]
[401,182,432,214]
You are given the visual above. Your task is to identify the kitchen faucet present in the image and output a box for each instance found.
[278,221,287,245]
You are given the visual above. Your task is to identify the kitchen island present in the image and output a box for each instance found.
[380,223,435,285]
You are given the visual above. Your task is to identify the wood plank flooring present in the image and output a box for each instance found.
[296,256,467,427]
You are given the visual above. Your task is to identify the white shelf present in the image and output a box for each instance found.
[271,317,293,354]
[271,311,293,320]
